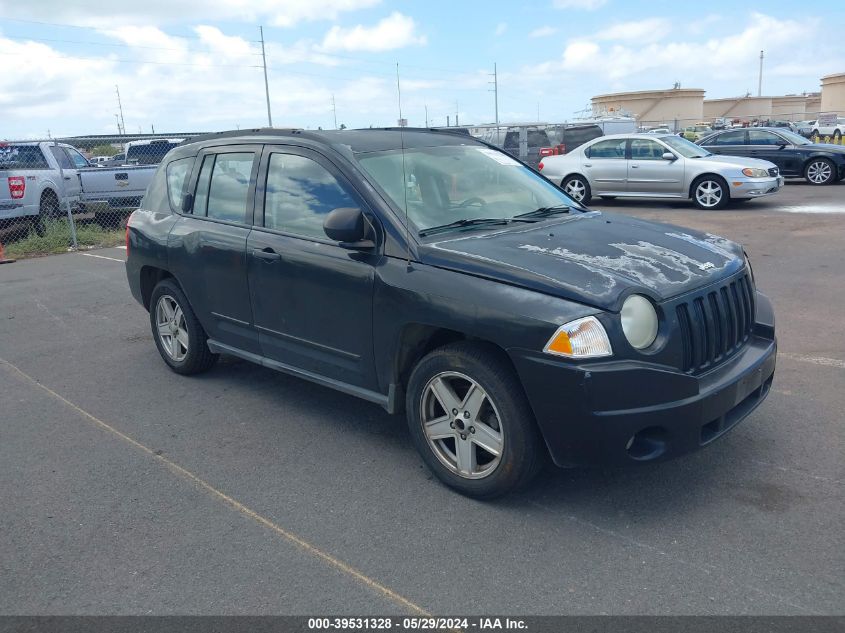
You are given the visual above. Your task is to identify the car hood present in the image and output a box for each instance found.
[419,211,745,311]
[697,154,776,170]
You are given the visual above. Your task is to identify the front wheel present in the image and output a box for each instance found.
[805,158,835,185]
[561,175,592,205]
[149,278,218,375]
[405,342,545,499]
[692,176,729,210]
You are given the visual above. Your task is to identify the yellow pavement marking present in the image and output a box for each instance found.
[0,357,429,616]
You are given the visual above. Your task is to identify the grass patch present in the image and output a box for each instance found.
[4,219,123,259]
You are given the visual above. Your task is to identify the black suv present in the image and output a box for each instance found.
[126,128,777,498]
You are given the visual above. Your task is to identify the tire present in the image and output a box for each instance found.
[35,191,59,237]
[811,130,819,140]
[405,341,545,499]
[561,174,592,205]
[804,158,836,185]
[149,278,218,375]
[691,175,729,210]
[834,130,842,142]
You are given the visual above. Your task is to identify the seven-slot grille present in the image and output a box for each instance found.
[676,272,755,373]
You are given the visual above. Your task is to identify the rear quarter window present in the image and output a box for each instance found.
[165,157,194,211]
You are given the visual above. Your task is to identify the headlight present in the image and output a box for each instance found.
[544,316,612,359]
[621,294,659,350]
[742,167,769,178]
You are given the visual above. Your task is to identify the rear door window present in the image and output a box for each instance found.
[586,139,627,159]
[747,130,783,146]
[711,130,746,145]
[205,153,255,222]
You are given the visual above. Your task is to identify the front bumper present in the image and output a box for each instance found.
[730,175,783,199]
[510,292,777,468]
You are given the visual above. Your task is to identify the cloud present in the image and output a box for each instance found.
[595,18,671,43]
[320,12,426,52]
[529,26,558,38]
[553,0,608,10]
[494,23,508,36]
[0,0,382,28]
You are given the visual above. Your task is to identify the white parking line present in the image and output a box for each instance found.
[780,353,845,369]
[80,253,125,263]
[115,245,127,250]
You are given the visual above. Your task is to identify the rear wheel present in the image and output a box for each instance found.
[405,342,545,499]
[561,175,591,205]
[691,176,729,210]
[149,278,218,375]
[34,191,59,237]
[805,158,835,185]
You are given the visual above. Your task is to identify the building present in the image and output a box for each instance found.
[590,88,705,127]
[820,72,845,113]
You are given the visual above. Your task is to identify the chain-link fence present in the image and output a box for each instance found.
[0,135,198,260]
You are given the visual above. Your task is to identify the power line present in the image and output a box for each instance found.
[0,50,262,68]
[0,34,262,54]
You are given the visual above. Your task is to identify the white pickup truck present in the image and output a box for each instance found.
[0,141,157,235]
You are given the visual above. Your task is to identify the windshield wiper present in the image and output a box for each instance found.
[419,217,533,237]
[515,204,575,219]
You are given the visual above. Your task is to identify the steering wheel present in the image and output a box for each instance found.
[457,197,487,209]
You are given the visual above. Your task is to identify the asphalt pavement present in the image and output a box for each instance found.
[0,179,842,615]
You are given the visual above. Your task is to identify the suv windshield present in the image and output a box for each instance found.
[660,135,711,158]
[356,145,580,234]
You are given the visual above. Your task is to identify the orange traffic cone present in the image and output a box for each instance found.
[0,241,16,264]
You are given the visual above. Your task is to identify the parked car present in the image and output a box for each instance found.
[645,127,672,135]
[698,127,845,185]
[796,120,817,137]
[0,141,156,234]
[101,153,127,167]
[811,116,845,141]
[540,124,604,158]
[90,155,111,165]
[474,125,551,168]
[681,124,713,142]
[126,128,776,498]
[538,133,783,209]
[125,138,184,166]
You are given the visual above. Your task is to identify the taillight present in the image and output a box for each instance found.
[538,162,544,171]
[557,143,567,154]
[539,147,554,157]
[8,176,25,199]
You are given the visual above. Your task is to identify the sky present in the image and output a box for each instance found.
[1,0,843,138]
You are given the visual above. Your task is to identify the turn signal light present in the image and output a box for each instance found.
[543,316,612,359]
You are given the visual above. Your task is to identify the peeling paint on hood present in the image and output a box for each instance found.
[419,211,745,310]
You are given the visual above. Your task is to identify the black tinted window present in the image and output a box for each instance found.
[166,157,193,211]
[49,146,74,169]
[527,130,550,147]
[586,139,626,158]
[747,130,783,146]
[0,145,49,169]
[191,156,214,216]
[711,130,745,145]
[205,153,254,222]
[264,153,357,239]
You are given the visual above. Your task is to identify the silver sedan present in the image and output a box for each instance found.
[538,134,784,210]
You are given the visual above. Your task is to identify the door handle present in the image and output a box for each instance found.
[64,175,72,180]
[252,248,281,262]
[584,163,592,168]
[630,164,639,168]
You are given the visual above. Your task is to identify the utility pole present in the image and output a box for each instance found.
[332,94,338,129]
[489,63,500,144]
[455,101,459,127]
[260,26,273,127]
[758,50,764,97]
[115,85,126,136]
[424,104,429,128]
[114,114,122,135]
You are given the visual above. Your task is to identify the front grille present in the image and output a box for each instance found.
[676,272,755,373]
[768,167,779,177]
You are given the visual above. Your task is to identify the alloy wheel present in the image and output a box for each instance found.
[806,160,832,184]
[420,371,504,479]
[695,180,723,208]
[155,295,189,362]
[564,179,586,201]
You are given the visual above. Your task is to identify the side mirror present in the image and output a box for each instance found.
[323,207,374,249]
[662,152,677,161]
